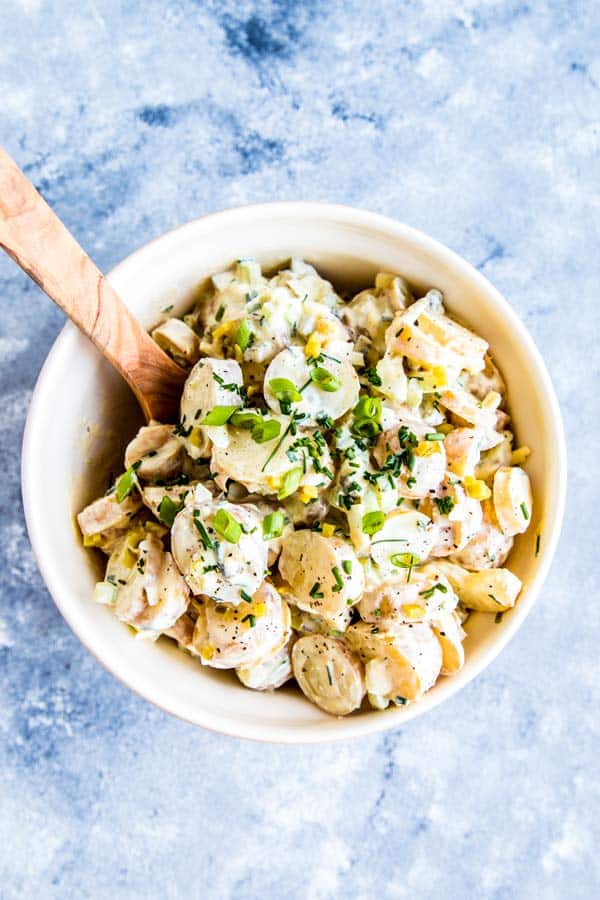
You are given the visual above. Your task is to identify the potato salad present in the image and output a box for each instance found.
[78,258,534,716]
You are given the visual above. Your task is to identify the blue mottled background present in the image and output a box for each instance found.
[1,1,598,897]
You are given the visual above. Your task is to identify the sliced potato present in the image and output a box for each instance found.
[431,611,465,674]
[347,621,442,702]
[192,582,291,670]
[279,530,364,630]
[359,570,457,627]
[77,490,143,553]
[164,612,196,651]
[179,357,244,459]
[124,422,185,482]
[264,345,359,423]
[493,466,533,536]
[368,509,436,581]
[431,560,521,612]
[453,499,513,569]
[292,635,365,716]
[115,534,190,634]
[237,640,293,690]
[171,499,268,605]
[444,427,482,478]
[152,317,200,366]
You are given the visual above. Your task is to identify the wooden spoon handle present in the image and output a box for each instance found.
[0,146,186,423]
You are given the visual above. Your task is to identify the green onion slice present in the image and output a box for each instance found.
[200,405,238,426]
[262,511,285,540]
[311,367,341,392]
[235,318,253,352]
[277,467,303,500]
[269,378,302,403]
[213,508,242,544]
[361,511,385,535]
[115,462,141,503]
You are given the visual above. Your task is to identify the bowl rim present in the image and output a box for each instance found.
[21,201,567,743]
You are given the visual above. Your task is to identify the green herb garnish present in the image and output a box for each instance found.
[311,367,341,392]
[262,511,285,540]
[157,495,184,527]
[115,461,141,503]
[213,508,242,543]
[362,511,385,535]
[310,581,324,599]
[200,405,238,426]
[434,496,455,515]
[331,566,344,593]
[235,318,253,352]
[278,466,303,500]
[342,560,352,575]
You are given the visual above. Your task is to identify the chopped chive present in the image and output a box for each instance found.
[535,534,541,556]
[331,566,344,593]
[520,502,529,520]
[240,589,253,603]
[215,304,225,322]
[488,593,501,604]
[394,696,408,706]
[161,304,174,313]
[242,613,256,627]
[434,496,455,515]
[425,432,444,441]
[342,560,352,575]
[310,581,324,599]
[326,663,333,685]
[364,367,382,387]
[494,611,504,624]
[192,511,214,551]
[419,582,448,599]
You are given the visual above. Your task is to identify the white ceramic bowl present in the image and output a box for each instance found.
[22,203,566,742]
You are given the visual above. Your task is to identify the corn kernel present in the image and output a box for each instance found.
[415,440,441,457]
[511,446,531,466]
[304,332,322,358]
[463,476,492,500]
[321,523,336,538]
[403,604,426,620]
[188,427,204,448]
[299,485,319,503]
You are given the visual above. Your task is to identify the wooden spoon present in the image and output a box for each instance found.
[0,146,187,422]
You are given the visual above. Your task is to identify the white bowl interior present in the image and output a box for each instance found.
[22,204,566,742]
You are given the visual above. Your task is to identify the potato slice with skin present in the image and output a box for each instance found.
[264,345,360,423]
[237,640,293,690]
[453,499,513,569]
[493,466,533,536]
[210,417,334,497]
[359,570,457,627]
[124,423,185,483]
[192,582,291,670]
[368,509,436,581]
[142,483,194,522]
[180,357,244,459]
[164,612,196,651]
[444,427,482,478]
[151,317,200,366]
[279,530,364,630]
[171,499,267,605]
[431,560,521,612]
[77,490,143,552]
[347,621,442,702]
[115,535,190,634]
[292,635,365,716]
[431,611,465,674]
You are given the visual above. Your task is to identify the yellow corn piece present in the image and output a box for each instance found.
[304,332,322,358]
[403,604,426,620]
[321,523,336,538]
[463,476,492,500]
[511,446,531,466]
[415,440,442,458]
[212,321,236,341]
[299,485,319,503]
[375,272,396,290]
[188,427,204,448]
[200,646,214,661]
[482,390,502,410]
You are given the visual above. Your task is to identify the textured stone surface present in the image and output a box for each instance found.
[0,2,597,897]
